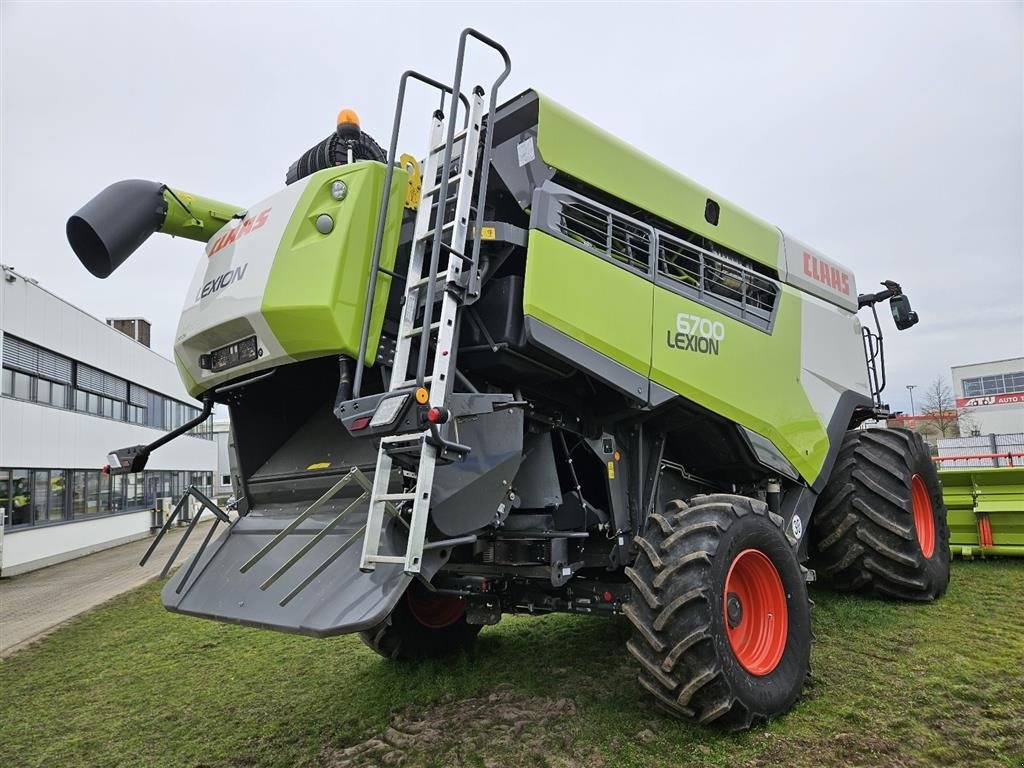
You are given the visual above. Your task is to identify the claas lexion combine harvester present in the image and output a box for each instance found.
[67,29,949,727]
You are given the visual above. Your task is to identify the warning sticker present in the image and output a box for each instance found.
[517,137,535,167]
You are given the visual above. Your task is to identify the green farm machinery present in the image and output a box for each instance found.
[66,29,949,728]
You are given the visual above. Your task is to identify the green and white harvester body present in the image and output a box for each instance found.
[68,30,949,728]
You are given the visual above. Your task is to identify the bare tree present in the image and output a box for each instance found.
[920,377,960,438]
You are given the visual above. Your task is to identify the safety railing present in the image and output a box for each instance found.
[934,452,1024,468]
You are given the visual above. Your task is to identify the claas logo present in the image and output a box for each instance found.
[803,251,850,296]
[207,208,271,257]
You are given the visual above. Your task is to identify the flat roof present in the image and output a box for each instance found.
[1,264,172,365]
[951,356,1024,371]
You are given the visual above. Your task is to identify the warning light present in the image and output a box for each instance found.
[336,108,360,128]
[426,407,449,424]
[602,591,614,603]
[414,387,430,404]
[336,108,361,140]
[101,464,111,476]
[613,450,621,461]
[350,416,371,431]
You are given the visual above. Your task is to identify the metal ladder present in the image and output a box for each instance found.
[357,30,511,575]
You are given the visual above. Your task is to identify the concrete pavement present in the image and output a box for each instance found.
[0,520,215,657]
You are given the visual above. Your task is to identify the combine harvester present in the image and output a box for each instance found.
[66,29,949,728]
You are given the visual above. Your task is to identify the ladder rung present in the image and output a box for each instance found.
[422,220,456,238]
[395,375,432,388]
[404,321,441,339]
[409,270,448,289]
[365,555,407,565]
[379,433,424,444]
[377,492,417,502]
[430,132,467,154]
[424,176,461,197]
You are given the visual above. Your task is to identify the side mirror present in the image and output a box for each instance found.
[890,294,919,330]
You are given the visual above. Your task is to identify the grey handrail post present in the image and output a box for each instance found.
[352,74,470,399]
[415,27,513,386]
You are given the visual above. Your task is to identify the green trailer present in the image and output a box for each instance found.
[939,465,1024,557]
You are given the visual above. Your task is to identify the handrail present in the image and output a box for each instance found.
[352,72,471,398]
[415,27,513,386]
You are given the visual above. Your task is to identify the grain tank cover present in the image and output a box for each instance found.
[173,161,406,396]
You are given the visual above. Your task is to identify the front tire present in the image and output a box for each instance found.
[811,428,950,601]
[359,581,481,660]
[625,494,811,729]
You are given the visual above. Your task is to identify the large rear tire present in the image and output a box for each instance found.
[810,427,950,601]
[625,494,811,729]
[359,581,481,661]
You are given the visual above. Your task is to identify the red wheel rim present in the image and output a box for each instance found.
[724,549,788,676]
[911,474,935,558]
[406,586,466,629]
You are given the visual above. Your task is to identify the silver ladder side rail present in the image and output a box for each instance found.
[359,28,512,575]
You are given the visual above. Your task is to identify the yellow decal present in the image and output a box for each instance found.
[306,462,331,471]
[480,226,496,240]
[401,153,422,210]
[607,461,615,480]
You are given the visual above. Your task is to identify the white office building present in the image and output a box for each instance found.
[1,264,216,575]
[952,357,1024,436]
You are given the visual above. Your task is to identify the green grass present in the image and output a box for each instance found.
[1,560,1022,768]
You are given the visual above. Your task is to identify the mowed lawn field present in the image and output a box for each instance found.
[1,560,1021,768]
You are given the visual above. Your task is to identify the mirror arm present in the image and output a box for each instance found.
[857,280,904,308]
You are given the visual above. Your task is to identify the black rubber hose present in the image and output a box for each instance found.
[286,130,387,184]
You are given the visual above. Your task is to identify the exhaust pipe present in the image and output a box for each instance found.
[67,180,243,278]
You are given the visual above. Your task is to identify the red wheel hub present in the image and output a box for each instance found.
[406,586,466,629]
[910,474,935,558]
[724,549,788,676]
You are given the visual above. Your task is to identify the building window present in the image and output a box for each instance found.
[13,371,32,400]
[72,471,87,517]
[48,470,66,521]
[98,472,111,515]
[962,371,1024,398]
[3,335,213,440]
[32,470,49,524]
[0,469,9,525]
[2,466,215,528]
[9,469,32,526]
[50,381,67,408]
[109,475,122,513]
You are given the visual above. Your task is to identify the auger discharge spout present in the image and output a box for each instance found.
[67,180,244,278]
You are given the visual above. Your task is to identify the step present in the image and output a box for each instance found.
[421,220,457,239]
[403,321,442,339]
[379,432,425,445]
[430,131,468,154]
[376,492,417,502]
[364,555,407,565]
[423,176,462,197]
[408,270,449,289]
[394,375,433,388]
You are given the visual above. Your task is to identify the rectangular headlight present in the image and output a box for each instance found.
[369,394,408,428]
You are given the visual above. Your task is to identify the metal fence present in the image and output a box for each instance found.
[936,433,1024,468]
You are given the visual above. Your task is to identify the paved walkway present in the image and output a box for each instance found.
[0,521,215,657]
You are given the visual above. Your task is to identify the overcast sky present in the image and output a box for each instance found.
[2,1,1021,413]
